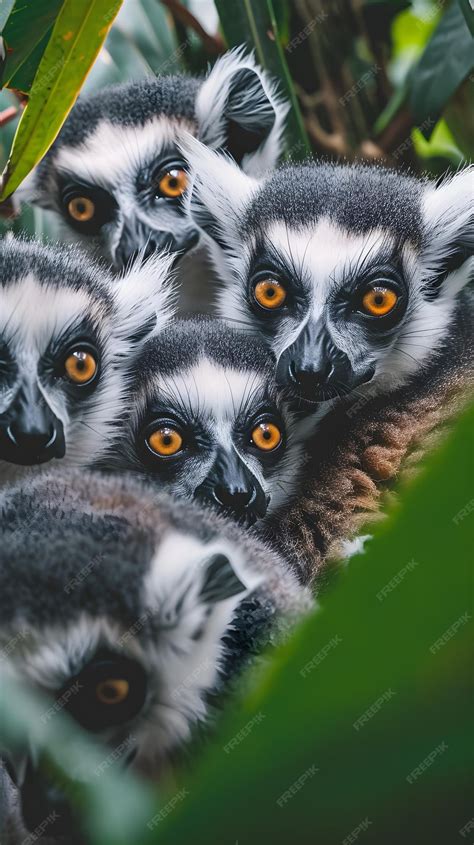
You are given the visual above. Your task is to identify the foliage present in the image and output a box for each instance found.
[0,2,472,842]
[1,398,472,844]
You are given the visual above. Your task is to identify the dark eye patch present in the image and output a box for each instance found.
[60,178,117,234]
[39,317,103,394]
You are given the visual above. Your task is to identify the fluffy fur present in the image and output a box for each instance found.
[184,140,473,405]
[0,470,311,841]
[0,237,175,486]
[20,50,288,314]
[103,318,316,524]
[259,291,474,584]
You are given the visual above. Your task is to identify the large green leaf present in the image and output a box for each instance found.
[150,402,473,845]
[409,1,474,137]
[215,0,310,160]
[0,0,63,90]
[0,0,123,201]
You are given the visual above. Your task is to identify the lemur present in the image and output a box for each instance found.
[20,49,288,314]
[183,138,473,409]
[182,142,473,581]
[102,318,316,526]
[0,237,174,486]
[0,469,311,842]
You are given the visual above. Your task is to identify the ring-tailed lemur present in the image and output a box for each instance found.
[0,469,311,842]
[102,318,316,526]
[261,289,474,584]
[20,49,288,314]
[183,137,473,409]
[0,237,174,486]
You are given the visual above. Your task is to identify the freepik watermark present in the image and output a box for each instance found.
[342,817,372,845]
[406,740,448,784]
[147,788,189,829]
[94,734,136,777]
[339,64,380,107]
[353,688,396,731]
[223,712,266,754]
[286,12,328,54]
[41,681,82,724]
[392,117,435,160]
[429,612,470,655]
[0,628,31,663]
[276,763,319,807]
[376,559,419,602]
[459,817,474,838]
[300,635,342,678]
[64,554,103,594]
[22,811,60,844]
[452,498,474,526]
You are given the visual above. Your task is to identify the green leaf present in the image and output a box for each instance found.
[409,1,474,137]
[215,0,311,160]
[0,675,155,845]
[152,402,473,844]
[0,0,63,90]
[0,0,123,201]
[458,0,474,36]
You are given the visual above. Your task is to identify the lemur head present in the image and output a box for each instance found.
[185,139,473,406]
[0,238,174,478]
[0,470,310,838]
[106,319,312,526]
[20,49,287,271]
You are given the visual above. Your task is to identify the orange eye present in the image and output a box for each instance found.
[157,168,187,198]
[254,279,287,310]
[361,286,398,317]
[251,421,282,452]
[147,427,183,457]
[96,678,130,706]
[67,196,95,222]
[64,350,98,385]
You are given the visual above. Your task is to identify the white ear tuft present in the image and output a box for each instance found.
[196,46,288,176]
[179,133,260,248]
[114,250,177,343]
[421,165,474,294]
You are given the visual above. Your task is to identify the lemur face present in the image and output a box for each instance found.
[21,50,287,271]
[0,471,309,838]
[186,140,473,406]
[0,239,173,477]
[108,320,312,526]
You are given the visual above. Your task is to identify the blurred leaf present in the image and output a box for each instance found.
[153,402,473,845]
[0,675,155,845]
[0,0,123,201]
[0,0,63,90]
[458,0,474,36]
[443,74,474,158]
[215,0,311,160]
[413,116,464,169]
[409,1,474,137]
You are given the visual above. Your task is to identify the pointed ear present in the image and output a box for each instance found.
[180,134,260,250]
[420,166,474,297]
[113,251,177,344]
[196,47,288,176]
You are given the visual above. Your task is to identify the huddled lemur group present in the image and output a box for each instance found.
[0,48,472,842]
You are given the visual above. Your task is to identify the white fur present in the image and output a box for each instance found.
[196,46,288,177]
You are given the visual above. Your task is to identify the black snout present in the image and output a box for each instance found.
[20,757,76,838]
[277,321,375,403]
[195,448,268,525]
[0,384,65,466]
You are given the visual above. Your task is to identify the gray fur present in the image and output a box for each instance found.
[0,469,311,841]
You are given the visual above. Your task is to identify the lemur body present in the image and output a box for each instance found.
[0,469,311,842]
[104,318,316,526]
[0,237,173,485]
[21,50,287,315]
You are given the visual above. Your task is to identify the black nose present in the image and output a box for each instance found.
[7,423,56,453]
[288,361,333,397]
[213,484,254,509]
